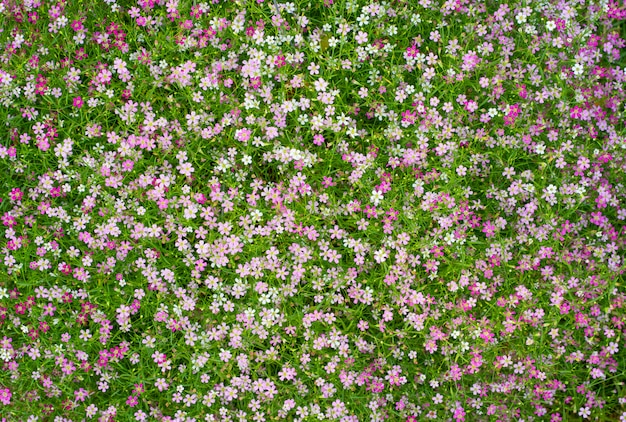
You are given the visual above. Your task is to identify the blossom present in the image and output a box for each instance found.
[155,378,169,392]
[482,221,496,238]
[1,1,624,420]
[578,407,591,419]
[126,395,138,407]
[0,388,11,405]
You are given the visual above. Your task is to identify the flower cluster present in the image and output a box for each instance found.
[0,0,625,421]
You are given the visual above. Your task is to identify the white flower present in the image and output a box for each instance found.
[356,14,369,26]
[535,143,546,155]
[373,248,388,263]
[370,189,383,206]
[578,406,591,419]
[0,348,12,362]
[572,63,584,76]
[251,209,263,222]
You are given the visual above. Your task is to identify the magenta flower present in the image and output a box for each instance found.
[71,20,84,31]
[126,395,138,407]
[482,221,496,238]
[73,96,83,108]
[313,134,325,145]
[0,388,11,405]
[9,188,23,201]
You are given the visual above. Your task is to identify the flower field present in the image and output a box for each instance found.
[1,0,626,420]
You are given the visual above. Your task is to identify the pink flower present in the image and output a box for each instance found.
[71,20,84,31]
[518,84,528,99]
[74,388,89,402]
[235,128,252,142]
[406,44,419,58]
[570,106,582,119]
[482,221,496,238]
[0,388,11,405]
[464,100,478,113]
[73,96,83,108]
[274,55,286,67]
[461,51,480,71]
[9,188,23,201]
[126,395,138,407]
[155,378,169,391]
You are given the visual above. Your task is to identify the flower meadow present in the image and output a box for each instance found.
[1,0,626,420]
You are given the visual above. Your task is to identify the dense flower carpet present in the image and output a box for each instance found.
[1,0,626,421]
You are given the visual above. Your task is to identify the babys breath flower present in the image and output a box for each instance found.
[572,63,584,76]
[370,189,383,206]
[0,388,11,405]
[177,162,194,177]
[535,143,546,155]
[0,348,12,362]
[578,407,591,419]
